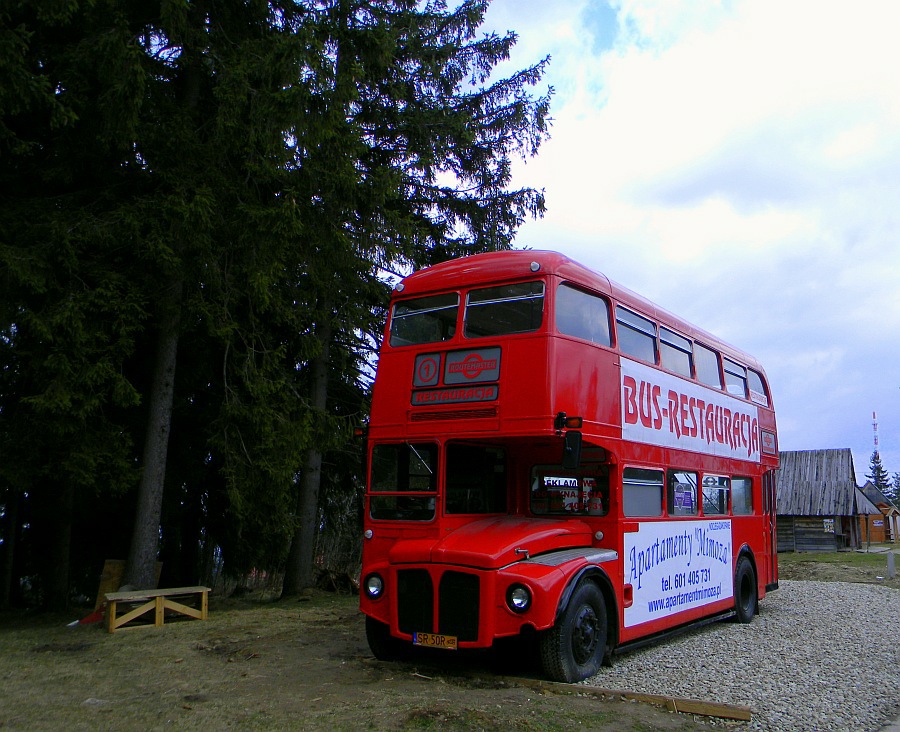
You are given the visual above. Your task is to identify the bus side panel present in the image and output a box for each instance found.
[550,337,620,437]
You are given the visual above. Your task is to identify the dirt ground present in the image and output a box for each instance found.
[1,549,897,731]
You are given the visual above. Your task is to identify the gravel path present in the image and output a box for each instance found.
[585,580,900,732]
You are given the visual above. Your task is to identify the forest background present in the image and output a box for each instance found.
[0,0,550,609]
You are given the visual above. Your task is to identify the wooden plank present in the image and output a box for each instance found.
[511,676,752,722]
[105,585,209,602]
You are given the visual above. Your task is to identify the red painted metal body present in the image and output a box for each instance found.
[360,250,778,655]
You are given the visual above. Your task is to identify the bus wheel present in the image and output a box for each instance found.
[365,616,403,661]
[734,556,757,624]
[540,582,607,683]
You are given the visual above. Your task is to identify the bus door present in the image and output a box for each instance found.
[763,470,778,588]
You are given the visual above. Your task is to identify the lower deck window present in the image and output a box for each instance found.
[445,444,507,514]
[369,443,437,521]
[732,477,753,515]
[667,470,698,516]
[623,467,663,517]
[530,465,610,516]
[702,475,730,515]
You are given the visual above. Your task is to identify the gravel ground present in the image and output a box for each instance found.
[585,579,900,732]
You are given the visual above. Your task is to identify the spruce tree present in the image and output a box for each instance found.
[1,0,550,599]
[867,451,890,494]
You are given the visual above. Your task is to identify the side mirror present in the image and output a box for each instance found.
[562,431,582,470]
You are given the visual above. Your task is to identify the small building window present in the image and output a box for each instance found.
[694,343,722,388]
[623,467,664,517]
[616,307,657,364]
[732,477,753,515]
[702,475,730,515]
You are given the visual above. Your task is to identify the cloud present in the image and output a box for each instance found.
[488,0,900,481]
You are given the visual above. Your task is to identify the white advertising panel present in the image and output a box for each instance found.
[624,519,734,628]
[621,358,761,461]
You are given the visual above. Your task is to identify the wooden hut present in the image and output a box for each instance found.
[858,481,900,544]
[775,449,864,552]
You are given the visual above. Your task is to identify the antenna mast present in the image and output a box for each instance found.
[873,411,880,458]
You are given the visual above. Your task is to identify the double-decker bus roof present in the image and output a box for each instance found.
[396,249,764,372]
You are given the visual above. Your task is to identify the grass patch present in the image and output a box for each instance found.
[778,547,896,569]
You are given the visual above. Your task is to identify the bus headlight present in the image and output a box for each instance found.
[506,584,532,613]
[364,574,384,599]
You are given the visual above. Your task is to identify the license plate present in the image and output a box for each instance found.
[413,632,458,650]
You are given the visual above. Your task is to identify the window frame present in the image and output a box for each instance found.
[723,358,749,398]
[694,342,723,389]
[463,281,545,339]
[616,307,658,364]
[389,293,459,347]
[369,442,439,521]
[555,283,612,347]
[660,327,693,378]
[530,463,610,517]
[622,466,664,517]
[732,476,754,515]
[701,474,730,516]
[667,469,699,517]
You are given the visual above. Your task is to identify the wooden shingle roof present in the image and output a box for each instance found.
[775,449,858,516]
[855,487,883,516]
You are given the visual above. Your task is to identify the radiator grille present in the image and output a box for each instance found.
[396,569,480,642]
[438,571,480,641]
[397,569,433,636]
[410,408,498,422]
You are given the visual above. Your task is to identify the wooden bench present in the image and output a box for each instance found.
[104,586,210,633]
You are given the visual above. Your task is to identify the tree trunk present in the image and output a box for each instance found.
[0,487,19,610]
[282,319,332,597]
[124,278,183,589]
[43,481,75,610]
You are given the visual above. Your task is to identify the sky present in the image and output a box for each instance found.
[483,0,900,484]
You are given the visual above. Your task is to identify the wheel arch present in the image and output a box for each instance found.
[554,564,619,652]
[736,543,757,573]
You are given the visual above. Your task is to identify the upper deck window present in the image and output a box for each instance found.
[389,293,459,347]
[723,358,748,398]
[660,327,692,378]
[464,281,544,338]
[556,284,611,346]
[694,343,722,388]
[616,307,657,363]
[748,369,769,407]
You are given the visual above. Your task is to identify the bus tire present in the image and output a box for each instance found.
[365,616,403,661]
[539,581,607,683]
[733,556,757,624]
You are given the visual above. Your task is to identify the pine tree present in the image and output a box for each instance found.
[867,451,890,494]
[279,0,550,595]
[1,0,549,600]
[888,472,900,506]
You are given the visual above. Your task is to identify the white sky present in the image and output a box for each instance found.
[484,0,900,484]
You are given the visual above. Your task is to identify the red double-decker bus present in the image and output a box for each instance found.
[359,250,778,682]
